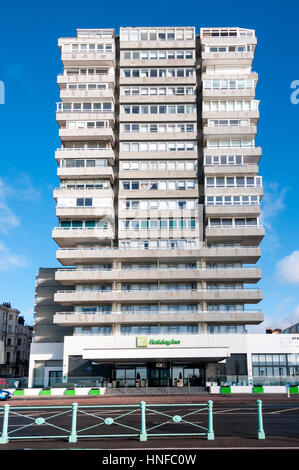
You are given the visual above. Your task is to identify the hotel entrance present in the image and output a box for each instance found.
[147,363,170,387]
[112,362,206,387]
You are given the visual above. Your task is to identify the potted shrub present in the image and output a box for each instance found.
[177,373,183,387]
[289,386,299,394]
[89,387,101,396]
[253,385,264,393]
[65,386,76,396]
[13,388,25,396]
[40,387,51,396]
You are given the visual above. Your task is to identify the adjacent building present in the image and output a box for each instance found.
[29,26,270,388]
[0,304,32,379]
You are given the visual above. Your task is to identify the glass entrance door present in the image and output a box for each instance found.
[148,365,169,387]
[48,370,62,387]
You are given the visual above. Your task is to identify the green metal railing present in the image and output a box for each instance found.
[0,401,214,444]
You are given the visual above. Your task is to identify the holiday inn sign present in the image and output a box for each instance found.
[136,336,181,347]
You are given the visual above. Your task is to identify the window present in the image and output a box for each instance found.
[76,198,92,207]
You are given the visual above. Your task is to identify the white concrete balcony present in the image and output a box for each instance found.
[119,112,196,123]
[55,266,262,285]
[205,187,263,198]
[205,225,265,243]
[59,128,115,143]
[119,131,197,142]
[202,89,256,99]
[60,52,116,67]
[120,59,195,68]
[118,169,197,180]
[120,40,196,50]
[56,245,261,266]
[203,125,257,140]
[57,166,114,181]
[204,164,259,176]
[52,227,115,247]
[119,76,196,86]
[55,207,114,219]
[60,89,115,101]
[201,51,254,67]
[203,146,262,161]
[54,287,262,306]
[120,94,196,104]
[202,109,259,121]
[205,205,260,218]
[119,189,198,199]
[56,112,115,126]
[201,71,258,81]
[119,150,198,160]
[55,148,115,163]
[57,72,115,86]
[53,188,114,201]
[53,309,264,326]
[117,228,200,240]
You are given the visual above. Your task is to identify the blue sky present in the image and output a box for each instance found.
[0,0,298,329]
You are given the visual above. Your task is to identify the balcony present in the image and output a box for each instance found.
[118,227,200,240]
[60,89,115,101]
[57,166,114,181]
[52,226,115,247]
[204,164,259,176]
[56,206,114,219]
[202,108,259,121]
[56,111,115,127]
[119,131,197,142]
[59,127,115,143]
[205,224,265,243]
[203,125,257,141]
[205,205,260,218]
[57,71,115,86]
[119,112,196,123]
[60,51,115,67]
[55,266,262,285]
[203,146,262,160]
[119,75,196,86]
[120,94,196,104]
[56,245,261,266]
[53,187,114,200]
[119,26,195,50]
[55,147,115,163]
[54,287,262,306]
[205,186,263,198]
[53,309,264,326]
[118,169,197,180]
[119,188,198,200]
[202,88,256,99]
[201,51,254,67]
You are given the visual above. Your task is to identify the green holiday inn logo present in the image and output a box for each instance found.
[136,336,180,347]
[136,336,148,347]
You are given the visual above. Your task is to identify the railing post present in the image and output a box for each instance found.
[0,404,10,444]
[139,401,147,441]
[69,402,78,443]
[257,399,265,439]
[207,400,215,440]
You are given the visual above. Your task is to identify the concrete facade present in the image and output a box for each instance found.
[30,26,266,388]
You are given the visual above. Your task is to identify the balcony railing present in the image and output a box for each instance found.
[56,265,259,272]
[55,308,262,315]
[207,223,263,228]
[56,287,261,294]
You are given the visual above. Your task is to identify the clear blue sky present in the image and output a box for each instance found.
[0,0,298,329]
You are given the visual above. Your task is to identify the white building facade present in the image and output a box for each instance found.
[29,26,294,389]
